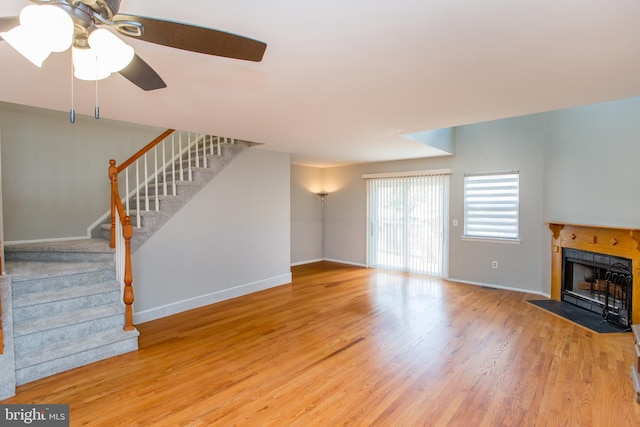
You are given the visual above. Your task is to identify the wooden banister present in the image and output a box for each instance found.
[108,129,175,332]
[110,160,135,331]
[117,129,175,173]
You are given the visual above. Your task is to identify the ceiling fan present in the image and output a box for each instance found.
[0,0,267,91]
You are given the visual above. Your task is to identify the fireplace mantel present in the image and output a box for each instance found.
[548,222,640,324]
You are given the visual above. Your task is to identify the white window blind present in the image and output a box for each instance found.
[463,171,519,240]
[366,172,448,277]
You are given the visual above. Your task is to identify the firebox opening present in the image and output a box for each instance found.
[562,248,633,328]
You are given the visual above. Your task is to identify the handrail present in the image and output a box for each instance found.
[109,160,135,331]
[117,129,175,174]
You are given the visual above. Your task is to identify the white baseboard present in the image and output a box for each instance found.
[323,258,367,267]
[291,258,323,267]
[133,273,292,324]
[447,277,549,297]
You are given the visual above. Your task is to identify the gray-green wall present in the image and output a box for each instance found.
[0,102,163,241]
[291,97,640,296]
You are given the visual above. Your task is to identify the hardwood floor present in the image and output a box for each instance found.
[3,261,640,426]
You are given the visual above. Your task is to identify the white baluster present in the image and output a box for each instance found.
[172,133,176,195]
[203,135,208,168]
[144,153,149,211]
[135,160,141,228]
[125,167,130,216]
[154,146,159,212]
[195,133,200,168]
[162,138,167,196]
[217,137,221,156]
[179,132,184,181]
[115,212,123,285]
[188,132,193,181]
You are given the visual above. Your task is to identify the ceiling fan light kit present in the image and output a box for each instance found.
[71,28,134,80]
[1,0,267,121]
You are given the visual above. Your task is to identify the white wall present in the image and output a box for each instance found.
[132,148,292,323]
[0,102,163,241]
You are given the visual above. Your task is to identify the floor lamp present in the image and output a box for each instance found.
[316,192,329,258]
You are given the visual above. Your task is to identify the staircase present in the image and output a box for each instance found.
[3,132,251,386]
[92,135,251,252]
[4,239,137,385]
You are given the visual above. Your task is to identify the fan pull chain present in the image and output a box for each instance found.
[95,57,100,119]
[95,78,100,120]
[70,55,75,124]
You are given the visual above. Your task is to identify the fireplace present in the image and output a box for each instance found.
[562,248,632,327]
[548,223,640,326]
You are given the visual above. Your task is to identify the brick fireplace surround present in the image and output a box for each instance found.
[548,222,640,325]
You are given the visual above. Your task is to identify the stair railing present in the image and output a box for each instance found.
[108,129,235,330]
[109,160,135,331]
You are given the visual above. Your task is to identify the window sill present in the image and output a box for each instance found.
[460,236,521,244]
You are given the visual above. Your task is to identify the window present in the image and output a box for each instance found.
[364,170,450,277]
[463,171,519,240]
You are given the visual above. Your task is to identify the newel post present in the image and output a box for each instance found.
[123,215,135,331]
[108,160,118,249]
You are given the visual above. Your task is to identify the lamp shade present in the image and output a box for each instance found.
[0,25,51,67]
[72,46,112,81]
[88,28,134,73]
[36,5,74,53]
[0,5,73,67]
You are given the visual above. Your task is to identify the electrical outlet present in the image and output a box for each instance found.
[453,219,458,227]
[492,261,498,269]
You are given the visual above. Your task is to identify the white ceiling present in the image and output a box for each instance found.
[1,0,639,167]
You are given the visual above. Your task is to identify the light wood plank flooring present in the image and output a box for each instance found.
[3,261,640,426]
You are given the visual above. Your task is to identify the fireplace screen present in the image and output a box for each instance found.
[562,248,632,327]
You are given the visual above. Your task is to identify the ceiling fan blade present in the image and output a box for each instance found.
[113,14,267,62]
[0,17,19,37]
[119,54,167,91]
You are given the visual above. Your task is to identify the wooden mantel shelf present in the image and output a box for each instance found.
[547,222,640,325]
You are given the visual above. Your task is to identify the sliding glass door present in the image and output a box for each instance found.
[366,172,448,277]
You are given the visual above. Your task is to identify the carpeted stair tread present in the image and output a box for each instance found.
[5,238,112,253]
[14,303,124,337]
[13,281,120,308]
[15,329,139,370]
[6,261,114,281]
[4,239,114,263]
